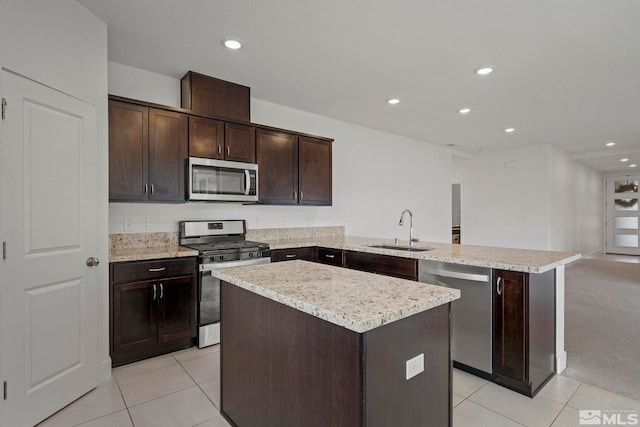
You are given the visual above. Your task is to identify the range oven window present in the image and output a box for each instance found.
[199,271,220,327]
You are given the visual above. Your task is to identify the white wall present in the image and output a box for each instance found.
[108,63,453,242]
[548,146,603,255]
[0,0,110,419]
[453,144,603,253]
[453,145,551,250]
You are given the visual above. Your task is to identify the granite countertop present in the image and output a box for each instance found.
[212,260,460,333]
[109,246,198,262]
[265,236,581,274]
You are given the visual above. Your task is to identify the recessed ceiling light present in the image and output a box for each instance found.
[458,108,471,114]
[387,98,400,105]
[475,67,493,76]
[504,128,515,133]
[605,141,616,147]
[621,158,629,162]
[222,38,243,50]
[630,164,637,168]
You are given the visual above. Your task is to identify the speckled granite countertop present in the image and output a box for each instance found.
[110,246,198,262]
[212,260,460,333]
[266,236,581,274]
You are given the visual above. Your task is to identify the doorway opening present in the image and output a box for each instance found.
[452,183,461,244]
[605,174,640,255]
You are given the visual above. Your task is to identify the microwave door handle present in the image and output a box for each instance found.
[244,169,251,195]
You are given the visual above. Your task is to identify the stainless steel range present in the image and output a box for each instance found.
[179,220,270,348]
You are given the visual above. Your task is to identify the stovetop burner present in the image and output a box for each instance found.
[179,220,270,263]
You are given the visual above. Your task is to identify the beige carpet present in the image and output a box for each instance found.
[563,258,640,401]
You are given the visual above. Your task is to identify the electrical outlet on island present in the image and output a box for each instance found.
[146,218,153,230]
[123,219,132,232]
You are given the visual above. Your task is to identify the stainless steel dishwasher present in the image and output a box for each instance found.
[419,260,493,375]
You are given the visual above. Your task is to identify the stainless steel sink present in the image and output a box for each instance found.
[369,244,433,252]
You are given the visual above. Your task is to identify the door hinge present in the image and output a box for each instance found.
[1,97,6,120]
[3,381,7,400]
[2,241,6,260]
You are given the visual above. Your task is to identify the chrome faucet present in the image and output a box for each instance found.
[399,209,416,246]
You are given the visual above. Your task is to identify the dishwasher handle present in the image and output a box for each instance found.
[421,267,490,283]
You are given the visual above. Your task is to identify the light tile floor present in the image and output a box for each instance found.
[38,345,640,427]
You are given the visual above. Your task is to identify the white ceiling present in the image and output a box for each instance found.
[78,0,640,172]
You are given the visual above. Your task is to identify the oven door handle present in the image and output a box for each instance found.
[244,170,251,195]
[201,257,271,272]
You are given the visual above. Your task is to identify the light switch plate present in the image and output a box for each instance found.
[406,353,424,380]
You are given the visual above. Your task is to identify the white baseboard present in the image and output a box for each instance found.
[556,351,567,374]
[99,356,112,383]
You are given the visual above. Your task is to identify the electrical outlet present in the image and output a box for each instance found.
[123,219,132,232]
[146,218,153,230]
[406,353,424,380]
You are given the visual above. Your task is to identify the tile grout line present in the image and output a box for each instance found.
[111,376,136,427]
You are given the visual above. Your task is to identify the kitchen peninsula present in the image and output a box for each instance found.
[213,260,460,427]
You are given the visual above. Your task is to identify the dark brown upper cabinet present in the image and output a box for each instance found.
[109,100,187,202]
[256,128,332,206]
[188,116,256,163]
[181,71,250,122]
[298,136,332,205]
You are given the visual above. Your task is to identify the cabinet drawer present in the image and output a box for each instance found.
[317,248,343,266]
[111,257,197,284]
[344,251,417,281]
[270,247,316,263]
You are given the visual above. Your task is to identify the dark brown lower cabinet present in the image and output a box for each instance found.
[316,247,343,266]
[270,247,317,262]
[110,257,197,366]
[344,250,418,280]
[493,269,555,397]
[221,282,451,427]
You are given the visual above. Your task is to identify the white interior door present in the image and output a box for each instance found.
[605,174,640,255]
[1,70,99,427]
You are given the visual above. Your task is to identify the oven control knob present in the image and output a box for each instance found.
[219,255,224,261]
[209,256,215,262]
[249,252,254,258]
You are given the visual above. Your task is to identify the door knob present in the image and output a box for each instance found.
[86,257,100,267]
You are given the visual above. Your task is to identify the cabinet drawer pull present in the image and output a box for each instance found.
[152,284,157,301]
[285,254,297,258]
[497,276,502,296]
[160,283,164,299]
[149,267,166,272]
[325,254,335,259]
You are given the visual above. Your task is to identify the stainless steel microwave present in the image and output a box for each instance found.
[188,157,258,202]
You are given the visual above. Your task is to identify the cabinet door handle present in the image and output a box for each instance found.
[144,184,148,195]
[300,191,304,201]
[497,276,502,296]
[160,283,164,299]
[285,254,297,258]
[218,144,222,155]
[227,145,230,156]
[150,184,154,195]
[325,254,335,259]
[149,267,165,272]
[152,284,157,300]
[293,191,297,201]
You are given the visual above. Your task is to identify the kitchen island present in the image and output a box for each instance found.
[213,260,460,427]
